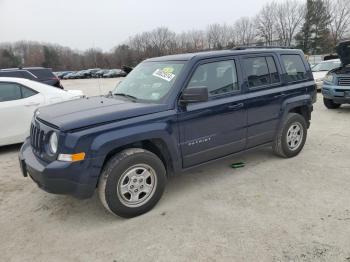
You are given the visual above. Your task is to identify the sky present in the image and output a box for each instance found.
[0,0,301,51]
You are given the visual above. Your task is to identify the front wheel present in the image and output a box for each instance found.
[98,148,167,218]
[273,113,307,158]
[323,98,341,109]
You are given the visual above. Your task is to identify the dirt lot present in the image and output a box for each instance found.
[1,79,350,262]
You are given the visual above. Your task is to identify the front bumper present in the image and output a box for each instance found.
[322,84,350,104]
[19,138,101,199]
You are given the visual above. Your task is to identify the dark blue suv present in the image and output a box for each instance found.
[19,48,316,218]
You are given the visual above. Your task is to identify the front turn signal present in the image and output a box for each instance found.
[58,152,86,162]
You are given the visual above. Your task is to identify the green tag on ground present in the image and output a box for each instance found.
[231,162,245,168]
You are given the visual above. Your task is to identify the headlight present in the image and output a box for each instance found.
[324,74,334,84]
[49,132,58,154]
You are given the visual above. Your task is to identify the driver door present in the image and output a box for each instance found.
[177,59,247,168]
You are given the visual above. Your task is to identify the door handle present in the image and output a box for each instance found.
[228,103,244,110]
[24,102,40,107]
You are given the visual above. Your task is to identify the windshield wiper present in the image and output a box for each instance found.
[113,93,138,101]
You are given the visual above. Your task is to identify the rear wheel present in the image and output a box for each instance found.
[98,148,167,218]
[273,113,307,158]
[323,98,341,109]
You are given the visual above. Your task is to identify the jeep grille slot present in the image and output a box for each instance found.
[30,123,44,153]
[338,77,350,86]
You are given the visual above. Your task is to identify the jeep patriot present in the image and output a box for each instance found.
[19,48,317,218]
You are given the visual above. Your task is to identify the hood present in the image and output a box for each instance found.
[37,96,168,131]
[336,41,350,66]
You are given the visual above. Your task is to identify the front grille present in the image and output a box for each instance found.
[338,77,350,86]
[30,123,45,153]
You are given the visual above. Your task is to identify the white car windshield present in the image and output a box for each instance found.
[312,61,341,72]
[113,62,185,102]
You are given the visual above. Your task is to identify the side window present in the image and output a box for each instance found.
[266,57,280,84]
[21,86,38,98]
[0,83,22,102]
[0,71,22,78]
[281,55,307,82]
[187,60,239,98]
[243,57,270,88]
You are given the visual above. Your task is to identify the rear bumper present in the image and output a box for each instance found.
[19,139,101,199]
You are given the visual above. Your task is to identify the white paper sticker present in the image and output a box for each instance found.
[152,69,175,82]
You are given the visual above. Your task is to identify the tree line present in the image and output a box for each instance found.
[0,0,349,71]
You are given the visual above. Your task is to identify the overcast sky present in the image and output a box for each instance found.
[0,0,301,51]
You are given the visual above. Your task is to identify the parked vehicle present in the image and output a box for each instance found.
[0,67,63,89]
[56,71,73,79]
[312,59,341,89]
[92,69,109,78]
[322,41,350,109]
[63,71,77,79]
[103,69,127,78]
[0,78,83,147]
[19,48,316,218]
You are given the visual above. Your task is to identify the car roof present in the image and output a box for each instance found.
[146,48,301,62]
[0,67,50,71]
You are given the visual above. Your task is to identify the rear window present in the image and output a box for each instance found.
[281,55,307,82]
[27,68,55,79]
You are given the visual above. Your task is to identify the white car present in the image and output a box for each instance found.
[312,59,341,89]
[0,77,83,146]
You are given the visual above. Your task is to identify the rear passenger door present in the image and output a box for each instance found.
[241,54,284,148]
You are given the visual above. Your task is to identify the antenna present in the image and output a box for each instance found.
[93,42,102,97]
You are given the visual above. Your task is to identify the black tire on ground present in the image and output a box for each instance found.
[273,113,307,158]
[98,148,167,218]
[323,98,341,109]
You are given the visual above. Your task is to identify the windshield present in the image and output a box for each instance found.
[312,61,341,72]
[113,61,185,102]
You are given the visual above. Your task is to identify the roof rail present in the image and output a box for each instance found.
[233,45,293,50]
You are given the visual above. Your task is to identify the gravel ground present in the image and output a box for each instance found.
[1,79,350,262]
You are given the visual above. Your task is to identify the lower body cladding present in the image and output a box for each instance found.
[19,138,101,199]
[322,85,350,104]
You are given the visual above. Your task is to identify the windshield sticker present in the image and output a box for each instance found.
[153,69,175,82]
[162,67,174,74]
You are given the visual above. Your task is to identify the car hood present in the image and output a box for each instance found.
[336,41,350,66]
[37,96,168,131]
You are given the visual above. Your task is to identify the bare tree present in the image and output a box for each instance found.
[275,0,305,46]
[327,0,350,46]
[255,1,277,45]
[149,27,176,56]
[234,17,256,45]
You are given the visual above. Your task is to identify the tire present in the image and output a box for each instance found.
[323,98,341,109]
[98,148,167,218]
[273,113,307,158]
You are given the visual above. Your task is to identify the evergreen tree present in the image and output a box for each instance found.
[296,0,331,54]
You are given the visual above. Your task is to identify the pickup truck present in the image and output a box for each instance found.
[19,48,316,218]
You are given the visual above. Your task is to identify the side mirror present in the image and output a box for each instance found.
[180,87,208,104]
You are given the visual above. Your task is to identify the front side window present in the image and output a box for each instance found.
[113,61,185,102]
[187,60,239,97]
[0,83,22,102]
[281,55,307,82]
